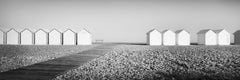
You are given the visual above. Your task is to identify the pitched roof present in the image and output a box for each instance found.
[213,29,226,34]
[175,29,190,34]
[162,29,173,33]
[146,29,160,34]
[7,28,18,33]
[35,29,47,33]
[197,29,211,34]
[79,28,92,34]
[234,30,240,35]
[63,29,75,33]
[20,28,33,33]
[49,28,61,33]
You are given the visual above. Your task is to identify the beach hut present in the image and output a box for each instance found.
[176,29,190,45]
[35,29,48,45]
[49,29,62,45]
[213,29,230,45]
[146,29,162,45]
[77,29,92,45]
[234,30,240,45]
[197,29,217,45]
[20,29,33,45]
[162,30,176,45]
[0,29,4,44]
[63,29,76,45]
[7,29,19,44]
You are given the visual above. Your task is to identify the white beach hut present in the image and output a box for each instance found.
[77,29,92,45]
[20,29,33,45]
[0,29,4,44]
[162,30,176,45]
[175,29,190,45]
[35,29,48,45]
[7,29,19,44]
[197,29,217,45]
[49,29,62,45]
[146,29,162,45]
[63,29,76,45]
[234,30,240,45]
[213,29,230,45]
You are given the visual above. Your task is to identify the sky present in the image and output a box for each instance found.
[0,0,240,43]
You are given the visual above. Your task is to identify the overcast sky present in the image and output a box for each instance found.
[0,0,240,43]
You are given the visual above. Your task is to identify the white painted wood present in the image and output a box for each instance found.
[49,29,62,45]
[197,29,217,45]
[20,29,33,45]
[214,29,230,45]
[63,29,76,45]
[0,30,4,44]
[162,30,176,45]
[77,29,92,45]
[176,30,190,45]
[35,29,48,45]
[146,29,162,45]
[7,29,19,45]
[206,31,217,45]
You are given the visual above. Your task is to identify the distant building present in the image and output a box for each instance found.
[77,29,92,45]
[197,29,217,45]
[35,29,48,45]
[234,30,240,45]
[146,29,162,45]
[0,29,4,44]
[213,29,230,45]
[63,29,76,45]
[162,30,176,45]
[49,29,62,45]
[175,29,190,45]
[7,29,19,45]
[20,29,33,45]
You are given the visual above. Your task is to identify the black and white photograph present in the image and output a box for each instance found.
[0,0,240,80]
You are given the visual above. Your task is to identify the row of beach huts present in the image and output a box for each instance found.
[0,28,92,45]
[0,28,240,46]
[146,29,240,45]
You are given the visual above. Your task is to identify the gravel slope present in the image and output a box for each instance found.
[54,45,240,80]
[0,45,98,72]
